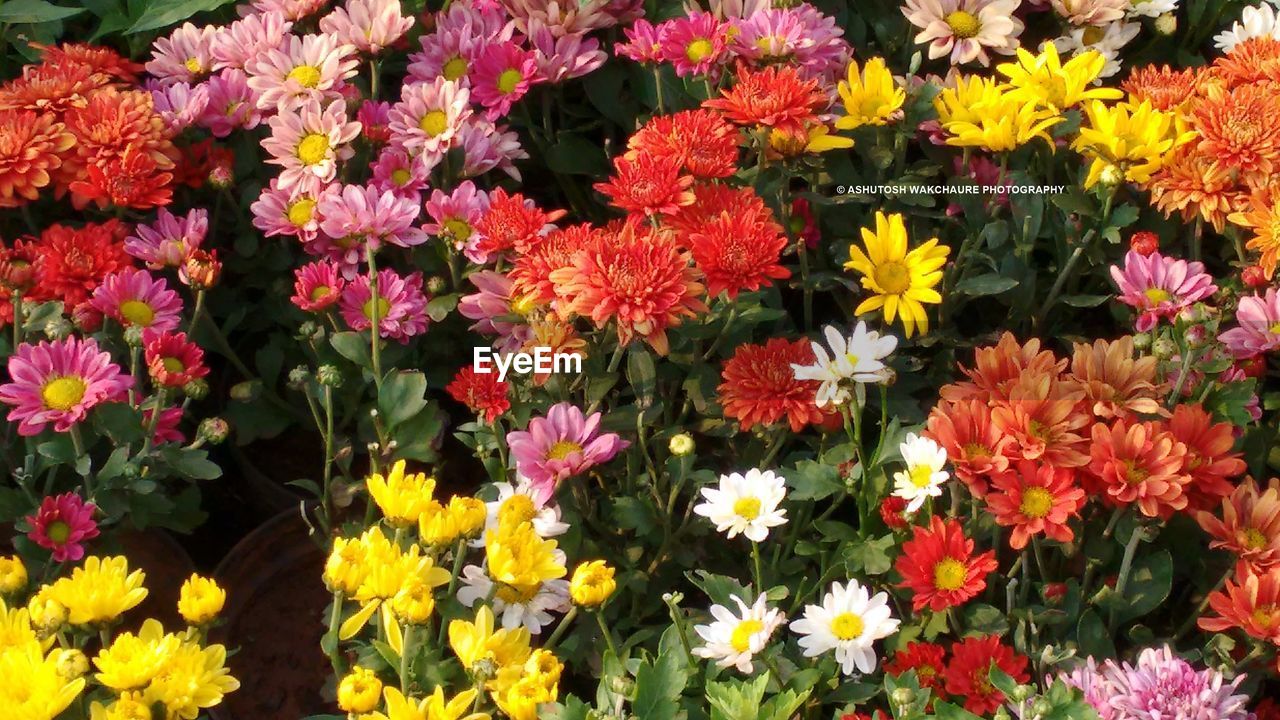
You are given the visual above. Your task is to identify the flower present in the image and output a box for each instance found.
[210,11,293,71]
[125,208,208,269]
[0,109,74,207]
[90,268,184,332]
[245,33,358,112]
[791,322,898,407]
[337,666,382,714]
[1050,0,1127,25]
[200,69,262,137]
[0,337,132,436]
[177,574,225,626]
[424,181,490,258]
[1213,2,1280,52]
[1198,478,1280,573]
[474,519,569,632]
[459,270,531,354]
[29,221,131,308]
[1230,193,1280,280]
[692,594,784,673]
[895,517,998,612]
[291,260,346,312]
[942,86,1062,151]
[986,461,1085,549]
[718,338,822,432]
[884,641,948,695]
[924,398,1013,498]
[446,366,511,423]
[1103,645,1252,720]
[45,555,148,626]
[844,211,950,338]
[471,42,539,119]
[387,78,472,159]
[146,22,217,85]
[569,560,616,608]
[694,467,790,543]
[1122,63,1200,112]
[144,330,208,389]
[1086,418,1190,518]
[1192,83,1280,184]
[474,188,563,258]
[704,64,826,135]
[659,12,732,78]
[0,640,87,720]
[901,0,1024,66]
[998,44,1122,112]
[1199,566,1280,643]
[625,109,739,179]
[338,268,430,343]
[892,433,949,513]
[790,579,900,676]
[507,403,628,503]
[366,460,437,528]
[27,493,99,563]
[616,19,664,63]
[319,0,413,54]
[261,99,362,194]
[593,153,695,217]
[1170,403,1247,513]
[943,635,1029,715]
[834,56,905,130]
[1220,288,1280,358]
[1110,251,1217,332]
[0,555,26,596]
[316,183,428,251]
[1149,148,1248,234]
[1074,100,1188,188]
[1064,336,1164,420]
[93,618,178,691]
[687,205,790,299]
[250,178,335,243]
[478,481,570,544]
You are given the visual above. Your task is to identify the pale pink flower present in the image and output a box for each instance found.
[369,147,434,197]
[615,19,664,63]
[1050,0,1127,26]
[211,11,293,71]
[149,81,210,133]
[459,270,532,352]
[1111,250,1218,332]
[470,42,541,120]
[501,0,627,36]
[147,22,219,86]
[734,6,850,82]
[424,180,490,260]
[528,21,607,82]
[317,183,428,252]
[659,12,733,78]
[245,33,360,112]
[455,118,527,180]
[1220,288,1280,358]
[251,177,339,243]
[902,0,1025,66]
[90,268,184,332]
[319,0,414,54]
[339,268,430,342]
[245,0,329,20]
[261,98,362,194]
[200,69,263,137]
[387,78,472,158]
[126,208,209,269]
[0,337,132,436]
[506,402,628,503]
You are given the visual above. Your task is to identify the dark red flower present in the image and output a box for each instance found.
[67,142,173,210]
[1129,230,1160,256]
[884,641,948,696]
[717,338,821,432]
[593,153,695,217]
[943,635,1029,716]
[27,492,99,562]
[446,366,511,423]
[1243,264,1270,289]
[688,209,790,299]
[30,220,132,307]
[879,495,909,530]
[474,188,566,258]
[625,108,739,179]
[895,516,998,612]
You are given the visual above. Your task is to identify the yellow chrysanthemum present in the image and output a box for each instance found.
[569,560,617,608]
[177,574,226,627]
[493,675,555,720]
[419,496,486,547]
[367,460,437,528]
[836,57,905,131]
[338,528,449,654]
[844,211,951,338]
[0,639,86,720]
[26,591,68,638]
[448,605,532,681]
[997,44,1123,112]
[325,534,371,596]
[44,556,148,627]
[0,554,26,597]
[933,75,1006,128]
[93,619,180,691]
[89,694,153,720]
[337,665,383,714]
[1072,99,1193,188]
[141,640,240,720]
[0,598,39,649]
[371,686,489,720]
[484,520,566,602]
[942,87,1062,152]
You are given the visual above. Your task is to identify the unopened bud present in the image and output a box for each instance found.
[287,366,312,390]
[230,380,261,402]
[181,250,221,290]
[43,316,71,340]
[668,433,694,457]
[1154,12,1176,35]
[183,378,209,400]
[124,325,145,346]
[1185,324,1208,348]
[1131,332,1151,351]
[891,687,915,708]
[1098,164,1124,187]
[55,649,89,679]
[426,276,448,295]
[1151,337,1175,360]
[317,364,343,387]
[209,164,233,189]
[198,417,230,445]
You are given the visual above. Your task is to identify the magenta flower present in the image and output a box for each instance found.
[658,12,732,78]
[528,22,607,83]
[292,259,346,313]
[1220,288,1280,358]
[27,493,100,562]
[453,119,527,180]
[125,208,209,269]
[471,41,540,120]
[1110,250,1218,332]
[0,337,132,436]
[357,100,393,144]
[615,19,664,63]
[149,80,210,134]
[370,147,432,198]
[339,268,430,343]
[90,268,184,332]
[199,69,263,138]
[424,180,490,260]
[250,178,337,244]
[507,403,629,503]
[143,405,186,445]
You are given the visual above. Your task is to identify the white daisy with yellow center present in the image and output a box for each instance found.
[790,579,900,676]
[891,433,950,513]
[692,594,784,673]
[791,322,898,408]
[693,469,788,543]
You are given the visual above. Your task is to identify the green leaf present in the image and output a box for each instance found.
[378,370,429,428]
[626,347,657,408]
[954,273,1019,297]
[94,402,145,445]
[546,134,610,177]
[1109,550,1172,624]
[162,447,222,480]
[931,701,986,720]
[784,460,843,501]
[127,0,235,32]
[0,0,84,23]
[842,534,895,575]
[330,331,371,367]
[426,293,458,323]
[633,651,687,720]
[963,603,1010,635]
[1075,608,1116,660]
[1061,294,1111,308]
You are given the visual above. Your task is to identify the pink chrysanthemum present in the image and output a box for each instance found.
[1105,646,1252,720]
[245,33,360,112]
[387,78,472,158]
[246,0,328,21]
[1220,288,1280,358]
[318,0,414,54]
[143,329,209,388]
[261,98,361,194]
[369,147,432,197]
[339,268,430,342]
[146,22,218,86]
[27,492,99,562]
[424,180,491,260]
[149,81,210,133]
[902,0,1024,67]
[1111,250,1218,332]
[357,99,392,144]
[470,42,540,120]
[406,19,494,87]
[250,178,339,243]
[458,270,531,353]
[316,183,428,253]
[143,405,185,445]
[125,207,208,269]
[211,11,293,71]
[453,118,527,179]
[528,21,607,83]
[90,268,184,332]
[659,12,732,78]
[292,259,346,312]
[0,337,132,436]
[199,69,263,138]
[616,19,664,63]
[506,402,629,503]
[786,4,853,82]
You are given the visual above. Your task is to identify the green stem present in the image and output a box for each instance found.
[1109,525,1145,629]
[1173,563,1234,641]
[399,624,414,694]
[366,245,383,390]
[652,66,666,115]
[595,611,620,660]
[751,540,766,595]
[327,592,344,677]
[544,606,578,650]
[11,291,21,349]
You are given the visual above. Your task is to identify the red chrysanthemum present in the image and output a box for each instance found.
[895,516,998,612]
[144,329,209,388]
[1085,417,1191,518]
[510,223,603,304]
[30,220,132,307]
[884,641,948,696]
[58,87,177,203]
[549,219,707,355]
[687,208,790,299]
[474,188,566,259]
[445,366,511,424]
[32,43,144,82]
[0,60,109,113]
[1198,566,1280,643]
[717,337,821,433]
[879,495,909,530]
[68,142,174,210]
[923,398,1014,499]
[1212,37,1280,89]
[625,108,740,179]
[26,492,100,563]
[943,635,1029,716]
[0,109,75,207]
[593,152,695,217]
[703,63,825,135]
[667,183,772,242]
[1169,403,1247,513]
[985,460,1085,550]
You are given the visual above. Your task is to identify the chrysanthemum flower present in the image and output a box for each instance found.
[1215,35,1280,89]
[446,366,511,424]
[705,64,826,136]
[199,69,263,138]
[68,142,175,210]
[1194,84,1280,183]
[1110,250,1218,331]
[459,270,532,354]
[478,481,571,546]
[59,88,177,200]
[28,221,130,307]
[844,211,950,338]
[250,178,338,243]
[481,518,568,615]
[550,221,706,355]
[366,459,437,528]
[261,99,361,194]
[1229,194,1280,280]
[896,517,997,612]
[143,330,208,389]
[506,402,627,503]
[718,338,821,433]
[91,268,183,332]
[0,110,74,207]
[892,433,950,513]
[511,223,600,304]
[339,268,429,343]
[835,57,905,130]
[453,117,528,180]
[594,153,695,217]
[319,0,413,54]
[0,337,131,436]
[125,208,207,269]
[34,42,142,81]
[424,180,490,259]
[1051,0,1128,25]
[1122,63,1201,112]
[1063,336,1164,420]
[149,80,211,134]
[998,44,1122,112]
[943,635,1029,716]
[884,642,948,696]
[245,33,359,112]
[615,19,664,63]
[248,0,328,20]
[317,182,428,251]
[27,493,99,562]
[942,86,1062,152]
[456,561,570,634]
[659,12,732,78]
[146,22,218,86]
[1149,148,1248,234]
[990,385,1092,468]
[0,60,105,114]
[387,78,472,159]
[1074,99,1189,188]
[291,259,345,313]
[473,188,564,259]
[471,42,539,120]
[942,333,1066,404]
[791,322,898,407]
[1220,288,1280,358]
[1169,403,1247,513]
[1103,645,1253,720]
[902,0,1024,66]
[1214,2,1280,52]
[210,11,293,71]
[1198,477,1280,573]
[625,109,739,179]
[687,208,790,299]
[923,399,1012,498]
[1086,418,1190,518]
[692,594,784,673]
[406,14,492,87]
[791,579,899,676]
[986,461,1084,549]
[528,21,608,83]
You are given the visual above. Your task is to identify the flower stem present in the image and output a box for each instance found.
[751,540,766,595]
[544,606,578,650]
[1173,563,1234,641]
[366,245,383,390]
[595,611,620,660]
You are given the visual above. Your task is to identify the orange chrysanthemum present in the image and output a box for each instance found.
[1122,64,1202,112]
[986,461,1085,550]
[510,223,602,304]
[474,188,566,259]
[687,208,790,299]
[0,109,75,207]
[593,152,695,217]
[29,220,132,307]
[549,220,707,355]
[939,333,1066,405]
[625,108,740,179]
[1197,478,1280,573]
[68,142,174,210]
[1062,336,1164,420]
[0,60,108,113]
[1230,193,1280,280]
[666,183,770,242]
[989,376,1090,468]
[1192,83,1280,182]
[924,398,1014,499]
[895,516,998,613]
[1086,418,1190,518]
[1211,37,1280,89]
[1198,566,1280,644]
[717,337,821,433]
[1149,147,1250,233]
[32,43,144,83]
[59,88,176,205]
[1169,403,1247,513]
[521,312,586,386]
[703,63,825,135]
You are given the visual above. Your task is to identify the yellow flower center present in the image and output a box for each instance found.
[499,495,538,525]
[909,464,935,488]
[1269,322,1280,335]
[685,38,714,62]
[119,299,156,327]
[730,619,764,652]
[873,260,912,295]
[1143,288,1171,303]
[419,109,449,136]
[184,57,203,74]
[287,198,316,227]
[844,352,861,367]
[1121,459,1149,485]
[733,496,762,520]
[1019,486,1054,519]
[830,612,864,640]
[945,11,981,39]
[288,64,323,88]
[963,441,991,459]
[933,557,967,591]
[497,69,523,95]
[46,520,71,544]
[444,218,473,241]
[161,357,185,374]
[443,56,468,81]
[362,296,391,322]
[296,133,330,166]
[496,582,540,603]
[1243,527,1269,550]
[1082,25,1106,45]
[1253,605,1280,629]
[391,168,412,186]
[546,440,584,460]
[42,376,87,412]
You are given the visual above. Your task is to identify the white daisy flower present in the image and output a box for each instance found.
[1053,20,1141,77]
[791,322,897,408]
[891,433,949,513]
[790,580,900,676]
[1213,1,1280,52]
[455,563,571,634]
[694,468,788,543]
[1126,0,1178,19]
[693,594,785,673]
[471,478,570,548]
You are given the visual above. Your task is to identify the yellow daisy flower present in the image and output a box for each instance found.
[997,44,1123,112]
[844,211,951,338]
[44,556,148,627]
[569,560,617,608]
[942,87,1062,152]
[366,460,437,528]
[0,639,86,720]
[1072,99,1193,188]
[836,57,905,131]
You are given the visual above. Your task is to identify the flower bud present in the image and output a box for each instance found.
[1098,164,1124,187]
[1152,337,1175,360]
[337,666,383,714]
[178,574,226,626]
[1031,698,1054,717]
[1131,332,1151,351]
[569,560,617,608]
[28,594,68,637]
[287,366,312,390]
[124,325,145,347]
[426,275,448,295]
[71,301,103,333]
[181,250,221,290]
[1128,231,1159,256]
[668,433,694,457]
[197,417,230,445]
[1185,324,1208,348]
[55,649,89,679]
[891,687,916,708]
[1155,12,1177,35]
[208,164,233,189]
[1242,265,1269,289]
[183,378,209,400]
[317,364,344,387]
[43,316,72,340]
[0,555,27,596]
[230,380,261,402]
